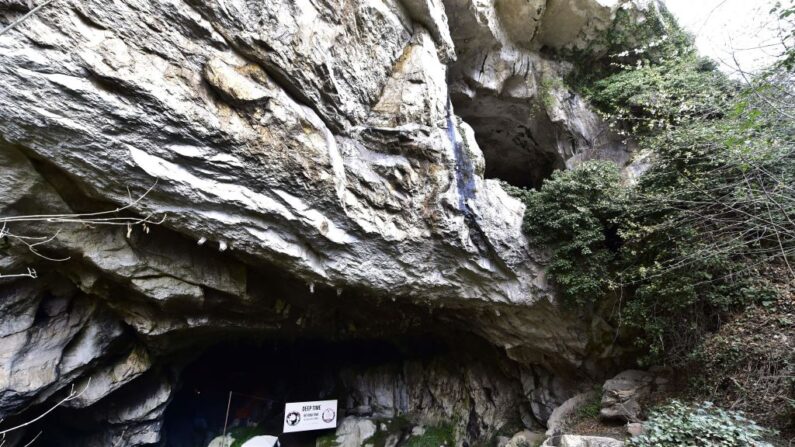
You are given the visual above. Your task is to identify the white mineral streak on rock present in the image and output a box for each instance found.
[129,147,290,216]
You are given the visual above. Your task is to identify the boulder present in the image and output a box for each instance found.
[322,417,377,447]
[556,435,624,447]
[506,430,547,447]
[208,435,233,447]
[599,370,655,422]
[545,391,599,437]
[242,435,280,447]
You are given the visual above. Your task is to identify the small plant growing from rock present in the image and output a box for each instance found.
[403,424,455,447]
[628,401,775,447]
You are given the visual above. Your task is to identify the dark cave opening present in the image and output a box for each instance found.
[162,336,450,447]
[13,279,540,447]
[481,142,561,190]
[11,244,535,447]
[450,98,566,190]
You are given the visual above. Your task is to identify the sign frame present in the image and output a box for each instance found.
[283,399,338,434]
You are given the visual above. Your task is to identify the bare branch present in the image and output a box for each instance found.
[0,0,58,37]
[22,431,42,447]
[0,183,165,277]
[0,379,91,437]
[0,268,38,280]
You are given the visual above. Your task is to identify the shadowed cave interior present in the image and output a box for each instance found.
[31,316,533,447]
[162,338,445,447]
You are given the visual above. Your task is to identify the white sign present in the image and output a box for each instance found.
[282,400,338,433]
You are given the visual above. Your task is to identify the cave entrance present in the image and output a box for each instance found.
[451,98,567,190]
[481,136,562,190]
[162,337,446,447]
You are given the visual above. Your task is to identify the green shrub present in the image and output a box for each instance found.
[523,161,625,308]
[403,424,455,447]
[566,5,693,94]
[571,6,735,137]
[315,433,340,447]
[518,0,794,366]
[584,54,735,136]
[574,394,602,421]
[771,1,795,72]
[628,401,774,447]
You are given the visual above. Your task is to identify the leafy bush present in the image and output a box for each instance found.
[520,0,794,366]
[571,6,735,137]
[687,285,795,435]
[523,161,625,307]
[771,0,795,72]
[628,401,774,447]
[617,108,790,362]
[584,54,735,136]
[522,121,791,363]
[566,5,692,86]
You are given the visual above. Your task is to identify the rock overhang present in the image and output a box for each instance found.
[0,0,651,444]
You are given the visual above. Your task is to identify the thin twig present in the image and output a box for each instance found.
[22,431,41,447]
[0,379,91,436]
[0,0,57,36]
[0,183,164,277]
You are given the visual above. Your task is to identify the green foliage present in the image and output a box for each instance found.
[229,426,266,447]
[522,112,792,362]
[584,54,734,136]
[617,104,792,362]
[523,161,625,307]
[403,424,455,447]
[574,393,602,421]
[572,6,735,137]
[628,401,774,447]
[519,0,795,366]
[567,5,693,93]
[499,180,531,200]
[315,433,340,447]
[537,76,564,112]
[602,6,692,65]
[771,1,795,72]
[687,291,795,434]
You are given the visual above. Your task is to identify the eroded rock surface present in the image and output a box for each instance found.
[445,0,641,188]
[0,0,655,444]
[599,369,659,423]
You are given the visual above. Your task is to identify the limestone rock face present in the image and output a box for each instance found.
[444,0,651,188]
[0,0,652,444]
[339,356,537,437]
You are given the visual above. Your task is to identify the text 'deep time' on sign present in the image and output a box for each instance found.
[283,400,338,433]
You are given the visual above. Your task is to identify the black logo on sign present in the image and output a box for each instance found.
[322,408,336,423]
[286,411,301,426]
